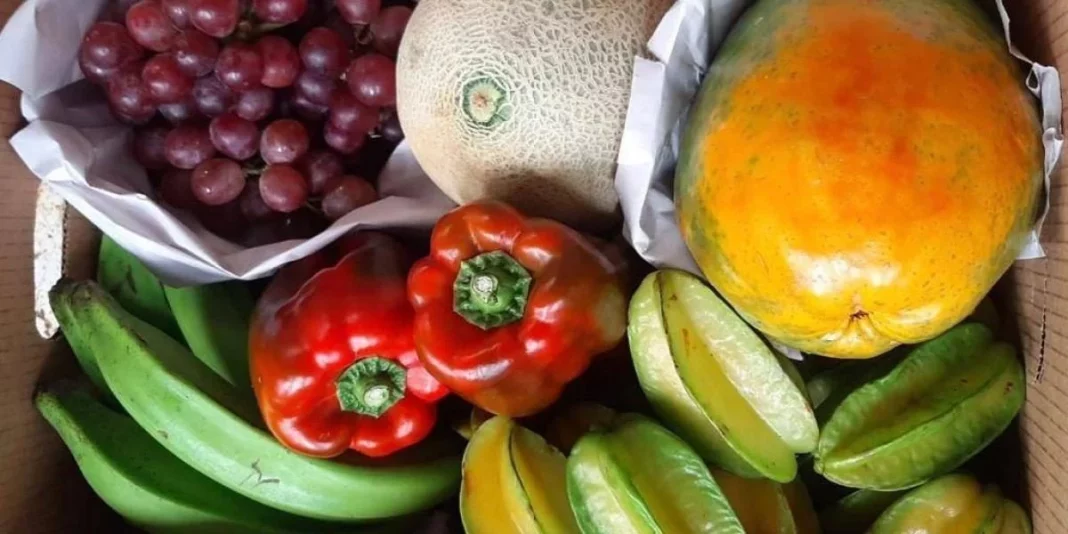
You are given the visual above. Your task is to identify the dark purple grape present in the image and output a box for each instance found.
[323,121,365,154]
[134,125,170,169]
[79,21,144,83]
[239,184,277,220]
[277,208,325,240]
[126,0,179,52]
[233,87,275,121]
[240,222,286,247]
[172,30,219,77]
[294,70,336,106]
[142,54,194,103]
[329,90,378,134]
[370,6,410,57]
[107,65,157,124]
[162,0,193,27]
[323,11,356,49]
[345,54,395,107]
[298,149,343,194]
[109,0,142,21]
[252,0,308,24]
[192,158,246,205]
[197,198,247,240]
[164,124,216,169]
[215,44,263,92]
[321,175,377,220]
[158,168,199,209]
[256,35,300,88]
[259,164,308,212]
[379,108,403,142]
[191,0,240,38]
[299,27,349,77]
[192,75,234,116]
[209,112,259,160]
[158,98,201,123]
[336,0,380,25]
[287,93,329,122]
[260,119,309,164]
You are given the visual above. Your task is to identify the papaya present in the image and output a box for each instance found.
[675,0,1044,359]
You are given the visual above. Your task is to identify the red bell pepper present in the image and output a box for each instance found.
[250,232,448,458]
[408,201,628,417]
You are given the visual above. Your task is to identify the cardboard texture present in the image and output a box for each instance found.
[0,0,1065,533]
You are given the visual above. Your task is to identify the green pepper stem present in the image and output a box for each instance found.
[453,251,532,330]
[335,357,407,418]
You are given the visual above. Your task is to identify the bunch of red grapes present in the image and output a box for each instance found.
[79,0,413,246]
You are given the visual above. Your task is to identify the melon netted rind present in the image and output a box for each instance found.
[396,0,673,231]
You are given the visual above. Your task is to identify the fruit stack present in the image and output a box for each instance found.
[80,0,412,246]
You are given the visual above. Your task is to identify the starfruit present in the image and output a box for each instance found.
[545,403,620,453]
[710,468,820,534]
[816,323,1024,490]
[870,474,1030,534]
[460,416,579,534]
[627,269,818,482]
[566,414,744,534]
[818,489,907,534]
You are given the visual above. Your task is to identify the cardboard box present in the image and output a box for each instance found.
[0,0,1064,532]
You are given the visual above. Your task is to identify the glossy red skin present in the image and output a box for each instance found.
[408,201,627,417]
[250,232,448,458]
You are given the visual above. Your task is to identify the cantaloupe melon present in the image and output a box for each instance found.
[396,0,672,231]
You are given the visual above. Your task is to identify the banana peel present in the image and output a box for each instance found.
[460,416,578,534]
[97,235,182,341]
[164,282,254,391]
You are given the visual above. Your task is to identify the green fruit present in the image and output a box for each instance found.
[50,289,113,401]
[818,489,907,534]
[163,282,254,391]
[869,474,1007,534]
[53,279,461,522]
[627,269,817,482]
[816,324,1025,490]
[566,415,744,534]
[995,500,1032,534]
[35,382,410,534]
[97,236,181,340]
[711,468,820,534]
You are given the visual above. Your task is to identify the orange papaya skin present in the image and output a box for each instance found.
[675,0,1043,359]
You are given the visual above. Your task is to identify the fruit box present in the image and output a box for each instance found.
[0,2,1066,534]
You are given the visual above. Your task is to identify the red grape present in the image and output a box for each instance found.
[299,27,350,77]
[158,168,199,209]
[253,0,308,24]
[126,1,179,52]
[256,35,300,88]
[107,65,157,124]
[192,158,246,205]
[233,87,276,121]
[345,54,395,107]
[299,149,344,194]
[142,54,194,103]
[287,93,329,122]
[294,70,336,106]
[216,44,263,92]
[323,121,365,154]
[80,21,144,80]
[323,11,356,49]
[260,119,309,164]
[192,75,234,116]
[259,164,309,212]
[109,0,142,21]
[329,90,378,134]
[370,6,411,57]
[379,108,403,142]
[336,0,380,25]
[134,124,170,169]
[321,175,377,220]
[197,199,247,240]
[162,0,193,27]
[165,124,216,169]
[158,98,201,123]
[239,184,277,220]
[209,112,259,160]
[172,30,218,77]
[191,0,240,38]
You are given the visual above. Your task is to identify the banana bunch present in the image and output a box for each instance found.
[43,239,462,533]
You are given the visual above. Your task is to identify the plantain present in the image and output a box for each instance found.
[163,282,254,390]
[35,382,412,534]
[53,279,461,522]
[97,235,182,340]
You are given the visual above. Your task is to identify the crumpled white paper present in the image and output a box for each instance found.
[617,0,1065,275]
[0,0,455,286]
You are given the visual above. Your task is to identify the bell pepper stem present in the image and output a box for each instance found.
[335,357,407,418]
[453,251,533,330]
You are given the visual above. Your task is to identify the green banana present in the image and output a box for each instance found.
[163,282,254,391]
[54,279,461,522]
[35,382,412,534]
[50,289,113,401]
[97,235,182,341]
